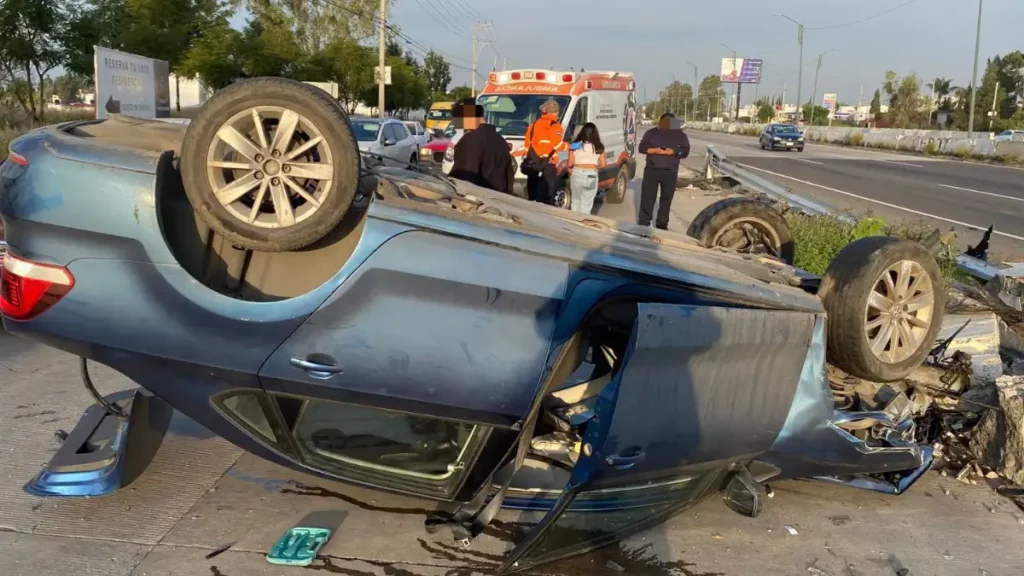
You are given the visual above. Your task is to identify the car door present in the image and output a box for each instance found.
[379,123,400,165]
[257,230,570,500]
[497,303,818,572]
[396,122,416,162]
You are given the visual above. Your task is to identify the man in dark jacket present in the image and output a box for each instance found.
[449,99,515,194]
[637,113,690,229]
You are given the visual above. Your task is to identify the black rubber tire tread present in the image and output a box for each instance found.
[604,164,629,204]
[181,77,359,252]
[686,197,795,264]
[818,236,945,382]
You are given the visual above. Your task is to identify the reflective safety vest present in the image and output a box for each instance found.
[525,113,568,158]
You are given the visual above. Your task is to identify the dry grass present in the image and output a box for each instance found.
[1,107,94,154]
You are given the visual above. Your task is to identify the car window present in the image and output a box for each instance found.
[566,97,588,140]
[774,125,800,134]
[351,120,382,142]
[384,123,401,141]
[999,131,1011,136]
[428,108,452,120]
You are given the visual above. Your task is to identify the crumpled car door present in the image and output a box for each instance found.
[498,303,819,572]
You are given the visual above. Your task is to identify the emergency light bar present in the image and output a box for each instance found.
[488,70,577,84]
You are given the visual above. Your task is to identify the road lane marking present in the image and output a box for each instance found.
[880,160,923,168]
[938,184,1024,203]
[795,158,824,165]
[739,163,1024,242]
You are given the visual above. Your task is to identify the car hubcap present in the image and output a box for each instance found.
[553,187,569,209]
[865,260,935,363]
[206,106,334,229]
[710,217,782,257]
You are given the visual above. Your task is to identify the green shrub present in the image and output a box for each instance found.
[848,132,864,147]
[925,141,939,155]
[954,146,972,159]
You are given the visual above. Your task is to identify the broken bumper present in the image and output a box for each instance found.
[24,389,173,497]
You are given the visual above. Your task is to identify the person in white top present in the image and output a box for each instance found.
[567,123,607,214]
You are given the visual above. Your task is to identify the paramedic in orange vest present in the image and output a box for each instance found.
[523,98,569,205]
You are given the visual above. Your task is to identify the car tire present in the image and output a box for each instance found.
[552,179,572,210]
[181,77,360,252]
[605,165,629,205]
[686,197,795,264]
[798,147,805,152]
[818,237,945,382]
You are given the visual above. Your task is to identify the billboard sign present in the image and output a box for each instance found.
[822,93,838,111]
[720,58,763,84]
[94,46,170,119]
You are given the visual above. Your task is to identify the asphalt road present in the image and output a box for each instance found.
[687,130,1024,261]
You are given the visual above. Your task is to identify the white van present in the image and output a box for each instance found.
[443,69,638,208]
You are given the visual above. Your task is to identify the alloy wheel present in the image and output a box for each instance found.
[864,260,935,363]
[205,106,334,229]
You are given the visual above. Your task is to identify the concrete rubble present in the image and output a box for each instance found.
[969,376,1024,486]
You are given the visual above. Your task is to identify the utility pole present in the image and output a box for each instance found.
[782,81,787,111]
[775,14,805,125]
[685,60,699,120]
[990,80,999,130]
[503,57,507,70]
[377,0,387,118]
[809,49,836,126]
[471,21,493,97]
[968,0,983,138]
[720,42,738,119]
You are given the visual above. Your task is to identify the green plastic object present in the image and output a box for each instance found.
[266,527,332,566]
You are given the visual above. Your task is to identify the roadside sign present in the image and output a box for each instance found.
[823,93,838,111]
[93,46,170,119]
[720,58,763,84]
[375,66,393,86]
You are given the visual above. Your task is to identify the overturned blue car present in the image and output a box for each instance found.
[1,78,944,572]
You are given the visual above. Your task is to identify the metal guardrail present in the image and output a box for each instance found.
[702,144,1021,283]
[703,145,846,221]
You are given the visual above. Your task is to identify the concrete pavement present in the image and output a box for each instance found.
[686,130,1024,262]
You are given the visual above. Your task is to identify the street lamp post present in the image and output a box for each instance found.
[686,60,699,121]
[720,42,738,120]
[968,0,983,139]
[809,49,837,126]
[775,14,805,125]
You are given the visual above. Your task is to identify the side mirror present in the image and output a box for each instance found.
[721,467,765,518]
[383,138,397,147]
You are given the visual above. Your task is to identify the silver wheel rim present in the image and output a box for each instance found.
[206,105,334,229]
[709,216,782,257]
[864,259,935,364]
[616,172,627,195]
[553,186,570,209]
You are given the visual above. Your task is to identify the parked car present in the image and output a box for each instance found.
[351,116,419,168]
[760,123,805,151]
[404,120,431,147]
[994,129,1024,143]
[3,78,944,574]
[425,101,454,133]
[419,132,451,166]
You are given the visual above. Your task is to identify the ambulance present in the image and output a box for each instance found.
[443,69,638,208]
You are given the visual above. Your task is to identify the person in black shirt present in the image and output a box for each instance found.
[448,98,515,194]
[637,113,690,229]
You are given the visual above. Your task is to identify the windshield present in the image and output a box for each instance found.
[478,94,571,137]
[351,120,381,142]
[428,109,452,120]
[773,124,800,134]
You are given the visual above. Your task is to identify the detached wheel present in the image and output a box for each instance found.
[181,77,359,252]
[686,197,795,264]
[819,237,945,382]
[605,165,629,205]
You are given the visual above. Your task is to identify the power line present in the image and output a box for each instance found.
[449,0,481,20]
[426,0,467,28]
[411,0,469,37]
[807,0,921,30]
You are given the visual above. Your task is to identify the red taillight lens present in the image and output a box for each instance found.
[7,150,28,167]
[561,74,574,82]
[510,72,521,80]
[535,72,547,80]
[0,253,74,321]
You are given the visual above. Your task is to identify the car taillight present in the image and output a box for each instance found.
[7,149,28,167]
[0,253,74,321]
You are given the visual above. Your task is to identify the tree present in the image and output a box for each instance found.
[449,85,472,101]
[694,75,724,119]
[264,0,384,54]
[869,89,881,115]
[423,50,451,97]
[178,23,244,89]
[801,104,831,126]
[927,77,953,110]
[882,71,927,128]
[652,80,693,119]
[757,103,774,123]
[0,0,72,122]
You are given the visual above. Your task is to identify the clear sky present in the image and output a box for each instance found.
[381,0,1022,107]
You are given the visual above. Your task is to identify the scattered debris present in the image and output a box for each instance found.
[807,567,830,576]
[941,487,951,496]
[986,471,998,479]
[969,376,1024,485]
[205,542,236,560]
[943,553,955,561]
[828,515,851,526]
[605,560,625,572]
[784,525,799,536]
[53,429,68,443]
[766,485,775,498]
[710,533,724,540]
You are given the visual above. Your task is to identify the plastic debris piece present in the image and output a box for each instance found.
[605,560,625,572]
[205,542,236,560]
[784,525,799,536]
[711,533,724,540]
[267,527,332,567]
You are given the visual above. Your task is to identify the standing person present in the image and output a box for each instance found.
[522,98,568,205]
[567,123,606,214]
[449,98,515,194]
[637,113,690,230]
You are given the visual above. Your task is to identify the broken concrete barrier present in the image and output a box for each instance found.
[969,375,1024,485]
